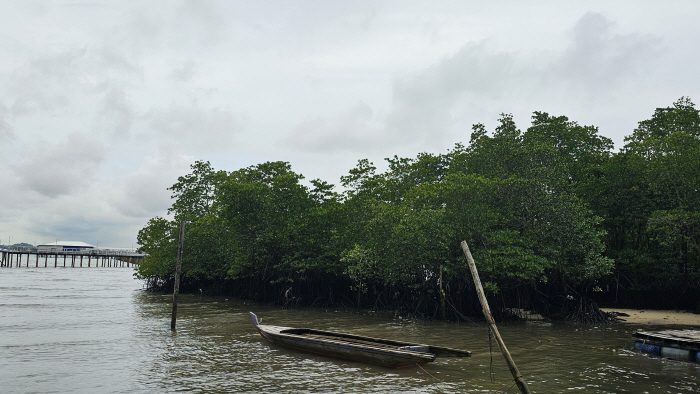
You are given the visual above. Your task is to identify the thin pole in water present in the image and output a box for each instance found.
[461,240,532,394]
[171,220,186,331]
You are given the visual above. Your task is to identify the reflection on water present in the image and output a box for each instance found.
[1,268,698,393]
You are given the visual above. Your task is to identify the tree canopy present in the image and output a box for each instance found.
[136,98,700,317]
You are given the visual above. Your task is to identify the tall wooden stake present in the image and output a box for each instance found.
[461,241,532,394]
[439,265,446,319]
[171,220,186,331]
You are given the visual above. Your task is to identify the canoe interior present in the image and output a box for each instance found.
[279,327,471,358]
[257,325,433,367]
[249,312,471,368]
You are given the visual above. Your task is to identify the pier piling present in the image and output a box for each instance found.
[0,250,143,269]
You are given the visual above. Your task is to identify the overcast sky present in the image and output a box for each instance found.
[1,1,698,248]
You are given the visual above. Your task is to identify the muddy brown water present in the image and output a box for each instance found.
[1,268,698,393]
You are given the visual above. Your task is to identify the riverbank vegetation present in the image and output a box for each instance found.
[136,98,700,321]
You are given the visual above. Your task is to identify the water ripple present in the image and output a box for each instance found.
[1,268,698,393]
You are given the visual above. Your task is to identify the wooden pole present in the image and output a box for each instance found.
[461,241,532,394]
[171,220,186,331]
[439,265,446,319]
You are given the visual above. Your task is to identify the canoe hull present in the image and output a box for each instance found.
[250,313,470,368]
[257,325,435,367]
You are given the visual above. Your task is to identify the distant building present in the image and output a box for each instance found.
[13,242,36,252]
[36,241,95,253]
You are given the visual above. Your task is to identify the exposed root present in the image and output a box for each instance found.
[564,297,621,324]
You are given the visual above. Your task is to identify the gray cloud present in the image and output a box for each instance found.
[386,41,515,144]
[170,60,197,82]
[7,45,144,121]
[286,102,382,152]
[147,103,243,151]
[176,0,228,45]
[394,42,515,104]
[94,46,144,82]
[119,7,166,55]
[0,2,695,248]
[98,88,135,139]
[40,215,102,241]
[551,12,662,94]
[9,48,88,116]
[12,133,105,198]
[287,12,663,154]
[19,191,130,246]
[288,41,517,153]
[0,118,12,140]
[110,144,193,219]
[0,101,13,140]
[118,0,229,54]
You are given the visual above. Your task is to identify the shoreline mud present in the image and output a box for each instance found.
[601,308,700,326]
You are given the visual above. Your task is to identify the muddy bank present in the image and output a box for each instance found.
[601,308,700,326]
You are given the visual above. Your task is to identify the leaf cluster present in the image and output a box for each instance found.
[135,98,700,311]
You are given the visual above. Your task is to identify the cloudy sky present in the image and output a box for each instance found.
[0,1,698,248]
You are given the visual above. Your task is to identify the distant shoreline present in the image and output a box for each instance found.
[601,308,700,326]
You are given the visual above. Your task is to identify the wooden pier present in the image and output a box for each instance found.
[0,250,143,268]
[634,329,700,362]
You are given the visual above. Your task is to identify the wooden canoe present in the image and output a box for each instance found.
[250,312,471,368]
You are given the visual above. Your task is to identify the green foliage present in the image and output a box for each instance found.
[135,217,178,279]
[168,160,227,222]
[180,214,235,280]
[219,161,345,285]
[136,161,232,284]
[591,97,700,294]
[135,98,700,313]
